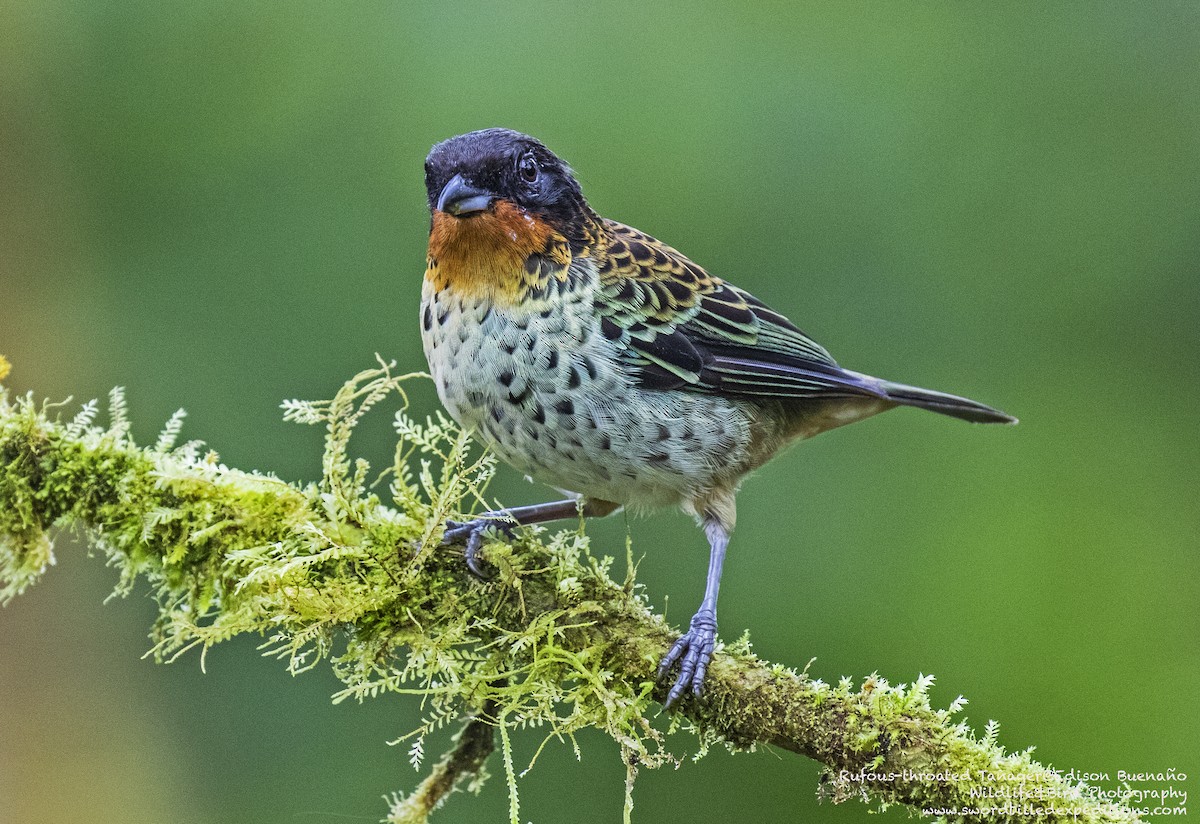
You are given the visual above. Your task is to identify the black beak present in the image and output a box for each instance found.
[436,174,495,216]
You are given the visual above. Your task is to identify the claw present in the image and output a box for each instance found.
[657,609,717,708]
[442,516,516,578]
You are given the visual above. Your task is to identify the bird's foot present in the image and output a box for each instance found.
[442,515,517,578]
[657,608,717,708]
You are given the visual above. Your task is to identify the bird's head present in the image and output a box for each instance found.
[425,129,590,225]
[422,129,601,302]
[424,128,598,252]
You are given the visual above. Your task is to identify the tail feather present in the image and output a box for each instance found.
[875,379,1017,425]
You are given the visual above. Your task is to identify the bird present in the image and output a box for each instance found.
[419,128,1015,707]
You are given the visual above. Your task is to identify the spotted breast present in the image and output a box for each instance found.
[420,254,761,516]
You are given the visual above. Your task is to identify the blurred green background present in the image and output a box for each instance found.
[1,2,1197,822]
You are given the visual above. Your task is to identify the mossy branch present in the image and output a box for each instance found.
[0,359,1144,824]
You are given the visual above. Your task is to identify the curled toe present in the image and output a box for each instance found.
[440,516,516,579]
[657,610,717,708]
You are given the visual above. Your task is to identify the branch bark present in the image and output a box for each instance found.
[0,369,1146,824]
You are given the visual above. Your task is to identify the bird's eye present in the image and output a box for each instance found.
[518,153,539,183]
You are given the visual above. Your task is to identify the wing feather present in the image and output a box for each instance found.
[596,220,883,401]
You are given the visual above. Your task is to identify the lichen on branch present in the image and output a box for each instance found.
[0,359,1145,824]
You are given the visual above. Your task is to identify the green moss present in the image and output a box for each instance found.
[0,364,1146,824]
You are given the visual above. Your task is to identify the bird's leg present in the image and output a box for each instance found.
[443,498,620,578]
[658,517,729,707]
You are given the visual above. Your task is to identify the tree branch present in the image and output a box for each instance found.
[0,363,1145,823]
[388,700,499,823]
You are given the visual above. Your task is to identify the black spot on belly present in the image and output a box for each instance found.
[498,370,514,387]
[532,404,546,425]
[554,398,574,415]
[490,405,504,423]
[501,341,517,355]
[647,452,671,465]
[581,356,599,380]
[654,423,670,442]
[546,348,559,369]
[422,304,433,332]
[567,365,582,390]
[598,434,611,450]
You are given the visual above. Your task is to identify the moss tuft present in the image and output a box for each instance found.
[0,363,1146,823]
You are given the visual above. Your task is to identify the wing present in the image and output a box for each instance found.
[594,220,884,400]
